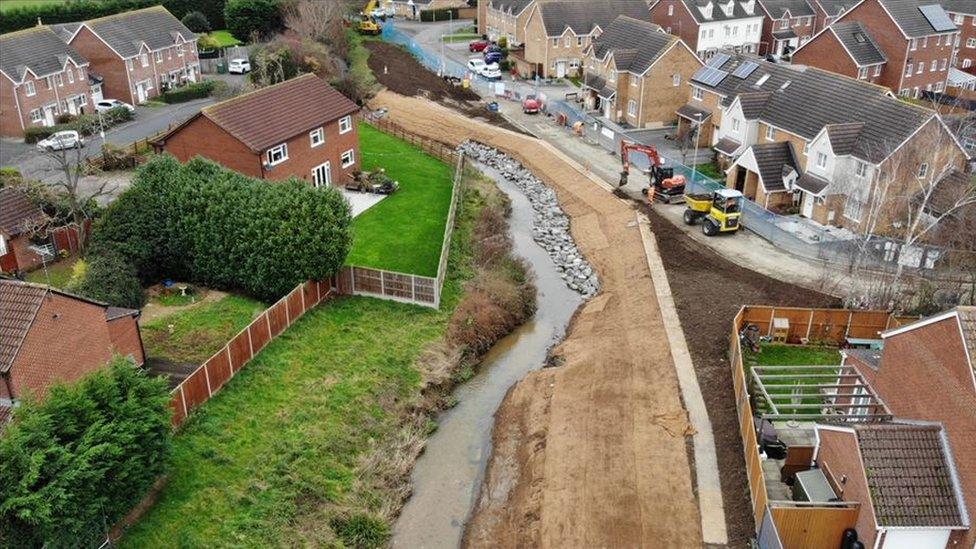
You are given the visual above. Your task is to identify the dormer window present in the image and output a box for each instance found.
[724,1,734,16]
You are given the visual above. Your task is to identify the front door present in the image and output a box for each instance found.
[312,162,332,188]
[603,98,612,119]
[734,167,746,192]
[801,192,815,218]
[67,98,78,116]
[556,61,566,78]
[136,82,147,103]
[43,106,56,126]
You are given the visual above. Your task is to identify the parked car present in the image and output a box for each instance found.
[467,57,487,73]
[522,94,542,114]
[485,51,503,65]
[228,58,251,74]
[36,130,83,151]
[480,63,502,80]
[95,99,134,113]
[469,40,490,52]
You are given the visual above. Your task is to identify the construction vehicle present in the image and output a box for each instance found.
[682,188,744,236]
[618,140,686,203]
[358,0,383,35]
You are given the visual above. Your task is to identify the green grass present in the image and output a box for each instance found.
[152,292,197,307]
[0,0,62,12]
[567,76,582,87]
[442,33,480,43]
[141,295,265,364]
[744,344,842,416]
[209,30,242,47]
[694,162,725,181]
[25,258,77,289]
[346,123,454,277]
[119,173,488,547]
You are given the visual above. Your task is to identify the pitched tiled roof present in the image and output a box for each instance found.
[853,423,967,528]
[813,0,857,16]
[82,6,195,58]
[958,307,976,381]
[879,0,957,38]
[539,2,651,37]
[825,122,864,155]
[942,0,976,15]
[590,16,674,75]
[751,141,798,191]
[757,0,816,19]
[844,347,883,370]
[795,172,830,195]
[739,91,771,118]
[0,188,46,237]
[676,103,713,121]
[681,0,764,22]
[198,74,359,153]
[489,0,537,15]
[0,280,47,373]
[699,53,934,162]
[715,136,742,155]
[0,26,88,84]
[831,21,887,66]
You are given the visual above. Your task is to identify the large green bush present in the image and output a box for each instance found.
[1,0,226,34]
[24,106,134,144]
[180,10,211,33]
[159,80,215,103]
[90,155,353,302]
[224,0,283,42]
[0,359,171,547]
[68,251,146,309]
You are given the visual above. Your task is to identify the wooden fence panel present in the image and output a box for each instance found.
[302,281,319,309]
[227,331,251,372]
[847,311,890,340]
[267,302,289,337]
[181,368,210,412]
[249,317,272,355]
[286,288,305,320]
[205,351,231,392]
[770,506,859,549]
[170,389,187,427]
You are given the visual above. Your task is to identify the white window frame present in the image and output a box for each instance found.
[844,196,863,222]
[140,53,149,67]
[732,118,740,132]
[668,4,673,15]
[266,143,288,166]
[29,108,42,123]
[765,125,775,141]
[155,51,163,63]
[855,161,867,179]
[968,38,976,48]
[873,64,882,76]
[692,86,703,100]
[552,37,559,47]
[341,149,356,168]
[177,45,185,57]
[309,127,325,147]
[627,99,637,116]
[0,235,6,256]
[917,162,928,178]
[24,80,36,96]
[311,161,332,188]
[67,70,74,84]
[338,115,352,134]
[55,74,63,87]
[577,36,583,47]
[126,58,134,71]
[816,152,827,169]
[857,66,868,79]
[672,73,681,87]
[905,63,913,76]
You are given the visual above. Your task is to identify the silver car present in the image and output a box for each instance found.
[36,130,83,151]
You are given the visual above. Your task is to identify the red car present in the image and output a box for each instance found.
[469,40,490,52]
[522,94,542,114]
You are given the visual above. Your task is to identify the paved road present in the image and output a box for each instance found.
[1,97,216,185]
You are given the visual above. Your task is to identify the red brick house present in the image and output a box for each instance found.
[809,0,858,33]
[839,307,976,549]
[55,6,200,106]
[756,0,817,57]
[152,74,361,186]
[0,188,48,274]
[793,0,960,97]
[0,279,145,426]
[0,26,94,138]
[944,0,976,71]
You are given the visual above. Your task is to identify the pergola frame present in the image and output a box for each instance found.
[750,364,892,422]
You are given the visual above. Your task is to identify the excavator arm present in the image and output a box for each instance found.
[619,140,663,187]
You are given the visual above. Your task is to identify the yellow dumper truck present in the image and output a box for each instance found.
[682,188,744,236]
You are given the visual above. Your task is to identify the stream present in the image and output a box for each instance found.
[391,166,583,548]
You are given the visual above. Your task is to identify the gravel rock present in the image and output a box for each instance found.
[460,141,600,299]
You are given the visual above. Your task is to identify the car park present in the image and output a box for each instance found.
[95,99,135,113]
[469,40,490,52]
[36,130,83,151]
[228,58,251,74]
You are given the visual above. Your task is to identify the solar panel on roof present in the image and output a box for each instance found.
[692,66,729,87]
[732,61,759,79]
[706,52,731,68]
[918,4,956,33]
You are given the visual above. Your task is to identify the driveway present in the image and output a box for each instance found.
[1,97,216,186]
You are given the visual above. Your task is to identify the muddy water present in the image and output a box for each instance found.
[391,168,582,549]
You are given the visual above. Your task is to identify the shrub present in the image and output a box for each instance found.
[1,0,226,34]
[159,80,216,103]
[330,513,390,548]
[0,359,171,547]
[181,10,211,33]
[69,250,146,308]
[89,155,353,302]
[0,167,21,187]
[197,33,221,52]
[22,106,133,144]
[224,0,283,42]
[497,36,508,48]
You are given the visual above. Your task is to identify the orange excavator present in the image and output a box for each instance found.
[618,140,687,204]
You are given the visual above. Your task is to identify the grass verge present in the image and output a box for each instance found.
[120,167,534,547]
[346,123,455,276]
[210,30,242,47]
[141,295,265,364]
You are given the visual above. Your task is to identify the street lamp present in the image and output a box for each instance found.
[691,112,703,188]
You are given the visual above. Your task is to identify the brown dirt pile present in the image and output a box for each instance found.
[371,90,703,548]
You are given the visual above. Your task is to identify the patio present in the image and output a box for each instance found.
[341,188,388,218]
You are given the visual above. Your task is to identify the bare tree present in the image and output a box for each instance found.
[282,0,347,47]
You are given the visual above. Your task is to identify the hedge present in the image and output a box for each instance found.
[1,0,227,34]
[0,359,171,547]
[224,0,284,42]
[89,155,353,302]
[159,80,216,104]
[23,106,134,144]
[69,251,146,309]
[420,8,460,22]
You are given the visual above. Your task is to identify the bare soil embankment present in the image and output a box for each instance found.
[372,90,702,548]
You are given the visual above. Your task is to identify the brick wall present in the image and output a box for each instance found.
[792,29,862,81]
[636,42,702,127]
[950,11,976,70]
[760,14,816,57]
[815,427,879,548]
[261,113,361,185]
[5,235,44,273]
[650,0,700,53]
[872,316,976,549]
[0,64,94,138]
[161,115,263,177]
[524,12,595,78]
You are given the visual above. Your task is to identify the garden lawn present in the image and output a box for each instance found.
[744,344,841,416]
[346,123,454,277]
[119,174,486,548]
[141,294,265,364]
[694,162,725,181]
[25,258,76,289]
[210,30,242,47]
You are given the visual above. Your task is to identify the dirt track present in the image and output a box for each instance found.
[372,90,702,547]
